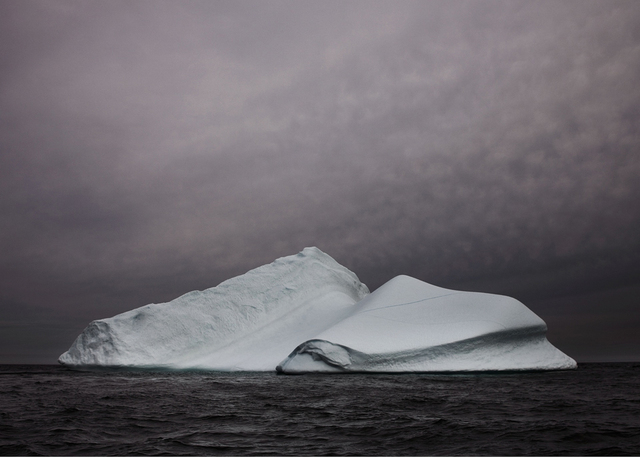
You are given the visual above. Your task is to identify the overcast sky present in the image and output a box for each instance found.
[1,0,639,364]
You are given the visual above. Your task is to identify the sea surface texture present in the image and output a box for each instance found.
[1,363,639,455]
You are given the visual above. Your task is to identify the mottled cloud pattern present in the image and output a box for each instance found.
[1,1,639,362]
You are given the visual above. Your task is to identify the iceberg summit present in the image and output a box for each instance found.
[59,247,576,372]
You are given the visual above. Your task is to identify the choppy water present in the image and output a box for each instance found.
[1,363,639,455]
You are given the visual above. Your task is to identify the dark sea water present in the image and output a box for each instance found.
[1,363,639,456]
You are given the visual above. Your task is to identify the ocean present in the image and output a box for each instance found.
[1,363,639,455]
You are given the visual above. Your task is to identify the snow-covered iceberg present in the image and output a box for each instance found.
[59,247,576,372]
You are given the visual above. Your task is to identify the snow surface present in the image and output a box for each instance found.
[59,247,576,372]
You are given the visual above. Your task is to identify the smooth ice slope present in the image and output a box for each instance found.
[59,247,369,370]
[277,275,577,373]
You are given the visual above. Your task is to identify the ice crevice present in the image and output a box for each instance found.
[358,292,460,313]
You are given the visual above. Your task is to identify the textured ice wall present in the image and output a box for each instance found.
[59,247,369,370]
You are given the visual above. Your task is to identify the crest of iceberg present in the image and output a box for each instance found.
[59,247,576,372]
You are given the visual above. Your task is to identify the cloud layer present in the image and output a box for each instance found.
[1,0,639,362]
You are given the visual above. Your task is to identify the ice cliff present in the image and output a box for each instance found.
[59,247,576,372]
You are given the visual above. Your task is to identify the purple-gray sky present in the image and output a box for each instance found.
[1,0,639,364]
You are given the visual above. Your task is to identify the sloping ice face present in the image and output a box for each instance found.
[58,247,369,371]
[59,248,576,372]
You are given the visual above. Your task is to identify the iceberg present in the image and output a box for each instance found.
[59,247,576,372]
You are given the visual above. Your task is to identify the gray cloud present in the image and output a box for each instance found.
[1,0,639,362]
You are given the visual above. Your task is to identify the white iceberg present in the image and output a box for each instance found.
[59,247,576,372]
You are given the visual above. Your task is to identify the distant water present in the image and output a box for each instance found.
[1,363,639,455]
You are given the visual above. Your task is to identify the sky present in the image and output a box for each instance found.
[1,0,639,364]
